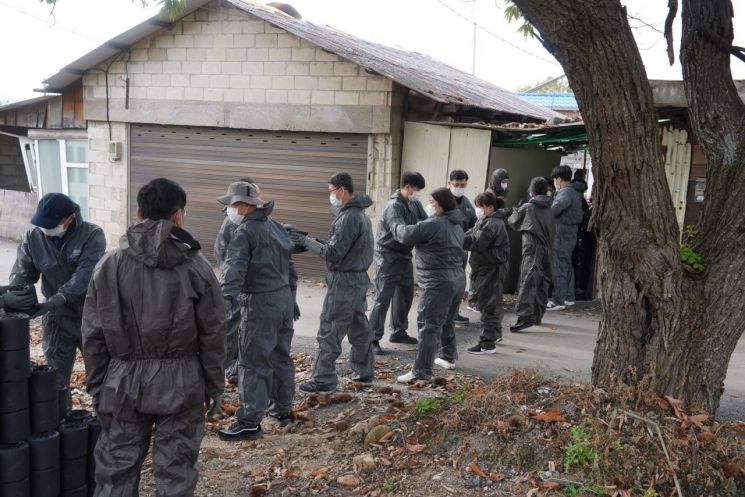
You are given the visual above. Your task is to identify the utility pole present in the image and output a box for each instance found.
[458,0,478,75]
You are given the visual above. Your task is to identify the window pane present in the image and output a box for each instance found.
[67,167,88,220]
[65,140,88,164]
[38,139,62,194]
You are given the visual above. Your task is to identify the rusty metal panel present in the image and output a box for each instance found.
[129,124,368,278]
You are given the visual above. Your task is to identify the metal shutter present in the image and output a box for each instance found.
[129,124,368,278]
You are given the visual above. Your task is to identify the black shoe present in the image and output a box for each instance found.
[510,320,535,332]
[453,314,470,325]
[218,421,262,441]
[350,374,373,383]
[389,334,418,345]
[299,381,335,393]
[467,344,496,355]
[269,412,293,427]
[372,340,385,355]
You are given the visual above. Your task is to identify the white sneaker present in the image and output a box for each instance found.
[397,371,417,384]
[546,301,566,311]
[565,301,575,306]
[466,305,480,312]
[434,358,456,370]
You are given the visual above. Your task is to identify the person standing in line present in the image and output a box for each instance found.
[289,172,375,392]
[216,181,299,441]
[464,192,510,354]
[213,176,257,385]
[82,178,225,497]
[508,177,555,332]
[369,171,427,354]
[546,165,584,311]
[446,170,477,326]
[391,187,466,382]
[10,192,106,411]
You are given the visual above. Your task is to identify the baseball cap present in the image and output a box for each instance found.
[30,193,76,229]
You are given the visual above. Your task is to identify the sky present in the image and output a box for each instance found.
[0,0,744,103]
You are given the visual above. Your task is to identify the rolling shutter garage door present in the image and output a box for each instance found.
[129,124,368,279]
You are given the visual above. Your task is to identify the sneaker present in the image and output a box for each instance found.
[453,314,470,325]
[546,301,566,311]
[467,344,496,355]
[298,381,335,393]
[466,304,480,312]
[372,340,384,355]
[269,412,293,427]
[565,301,575,306]
[350,373,373,383]
[218,421,262,441]
[389,334,418,344]
[495,337,503,344]
[397,371,417,384]
[510,320,535,332]
[434,358,456,370]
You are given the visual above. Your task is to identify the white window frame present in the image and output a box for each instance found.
[34,138,89,197]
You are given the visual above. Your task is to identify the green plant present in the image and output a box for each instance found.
[565,485,608,497]
[643,489,659,497]
[381,479,396,492]
[447,383,471,405]
[564,426,598,470]
[414,397,443,417]
[680,225,705,271]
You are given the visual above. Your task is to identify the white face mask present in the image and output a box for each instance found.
[450,187,466,198]
[40,224,67,237]
[501,181,509,192]
[424,203,437,218]
[411,190,423,201]
[329,193,342,208]
[475,207,485,220]
[226,207,244,225]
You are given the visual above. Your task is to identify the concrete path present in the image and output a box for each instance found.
[2,237,742,420]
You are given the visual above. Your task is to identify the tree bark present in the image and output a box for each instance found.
[511,0,745,414]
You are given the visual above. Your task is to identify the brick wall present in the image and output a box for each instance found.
[82,0,394,134]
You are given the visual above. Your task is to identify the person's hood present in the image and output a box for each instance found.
[121,219,201,269]
[342,193,373,211]
[442,208,465,225]
[570,180,587,194]
[243,200,275,222]
[488,168,510,193]
[529,195,552,208]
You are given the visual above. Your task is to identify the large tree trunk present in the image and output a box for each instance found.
[511,0,745,415]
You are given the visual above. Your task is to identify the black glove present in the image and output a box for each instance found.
[294,302,301,321]
[205,394,222,418]
[0,286,37,310]
[288,230,308,247]
[31,294,66,318]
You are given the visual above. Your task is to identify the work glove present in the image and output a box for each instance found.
[205,394,222,418]
[294,302,301,321]
[31,293,66,318]
[288,230,308,247]
[304,236,325,256]
[0,286,37,310]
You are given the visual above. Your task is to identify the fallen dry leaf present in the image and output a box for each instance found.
[488,472,506,482]
[665,395,686,419]
[406,443,427,454]
[540,481,563,490]
[682,413,709,429]
[698,430,717,443]
[526,488,540,497]
[249,484,267,497]
[334,420,350,432]
[310,467,329,479]
[332,392,354,403]
[721,461,744,478]
[469,463,488,478]
[337,474,361,487]
[529,409,567,423]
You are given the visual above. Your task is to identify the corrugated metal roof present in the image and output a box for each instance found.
[0,95,57,113]
[42,0,561,121]
[518,92,578,111]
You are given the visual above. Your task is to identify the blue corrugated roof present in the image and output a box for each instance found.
[519,92,578,111]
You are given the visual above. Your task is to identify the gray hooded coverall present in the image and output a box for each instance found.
[214,215,242,382]
[392,209,465,380]
[310,194,375,388]
[551,183,584,305]
[369,190,426,342]
[82,219,226,497]
[508,195,555,325]
[464,209,510,347]
[10,206,106,409]
[220,202,297,425]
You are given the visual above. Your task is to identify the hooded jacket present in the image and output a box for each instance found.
[393,209,465,273]
[487,169,510,197]
[551,184,584,227]
[508,195,555,247]
[213,215,237,268]
[375,190,426,258]
[455,195,477,232]
[81,219,226,420]
[319,193,374,272]
[11,206,106,319]
[220,201,298,299]
[465,210,510,270]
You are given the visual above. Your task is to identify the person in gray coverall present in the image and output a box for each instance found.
[464,192,510,354]
[546,165,585,311]
[508,177,555,332]
[10,192,106,411]
[217,181,299,441]
[447,170,477,326]
[213,177,256,384]
[82,178,226,497]
[289,172,375,392]
[369,171,427,354]
[392,188,466,383]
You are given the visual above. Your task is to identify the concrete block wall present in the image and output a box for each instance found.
[82,0,394,134]
[0,189,37,241]
[86,121,129,247]
[0,134,29,192]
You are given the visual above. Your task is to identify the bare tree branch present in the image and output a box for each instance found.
[665,0,679,65]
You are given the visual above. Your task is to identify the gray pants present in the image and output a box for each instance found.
[236,287,295,425]
[94,409,203,497]
[552,226,577,305]
[369,257,415,341]
[311,271,374,388]
[473,266,506,347]
[225,298,241,382]
[42,312,82,412]
[515,239,552,323]
[414,269,465,380]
